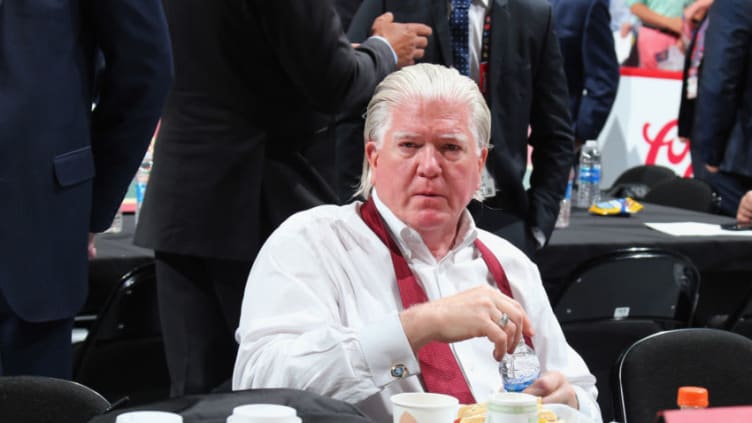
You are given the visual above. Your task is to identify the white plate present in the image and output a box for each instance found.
[542,404,597,423]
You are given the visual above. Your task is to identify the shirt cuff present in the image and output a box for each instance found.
[367,35,398,66]
[358,312,420,388]
[573,385,604,423]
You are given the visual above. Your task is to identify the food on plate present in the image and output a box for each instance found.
[455,402,487,423]
[538,407,564,423]
[454,400,565,423]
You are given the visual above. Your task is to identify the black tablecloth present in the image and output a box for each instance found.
[87,389,373,423]
[534,202,752,322]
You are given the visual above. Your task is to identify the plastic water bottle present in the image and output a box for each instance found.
[134,151,153,225]
[555,168,574,228]
[574,140,602,209]
[499,339,540,392]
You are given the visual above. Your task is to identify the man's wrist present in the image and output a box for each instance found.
[366,35,398,66]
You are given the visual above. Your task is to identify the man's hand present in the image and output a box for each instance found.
[523,371,579,409]
[399,285,534,361]
[705,164,719,174]
[737,191,752,225]
[370,12,432,69]
[666,16,684,36]
[88,233,97,259]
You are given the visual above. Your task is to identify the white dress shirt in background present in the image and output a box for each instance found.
[232,191,601,423]
[467,0,490,82]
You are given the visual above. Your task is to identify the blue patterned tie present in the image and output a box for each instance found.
[450,0,471,76]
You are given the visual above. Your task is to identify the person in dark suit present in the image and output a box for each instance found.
[677,0,713,181]
[550,0,620,146]
[343,0,575,255]
[0,0,172,378]
[134,0,431,396]
[693,0,752,216]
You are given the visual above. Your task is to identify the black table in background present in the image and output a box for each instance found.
[534,202,752,324]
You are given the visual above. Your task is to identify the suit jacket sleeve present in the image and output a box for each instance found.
[694,0,752,167]
[528,4,576,241]
[250,1,395,115]
[347,0,385,43]
[576,0,619,141]
[89,0,173,231]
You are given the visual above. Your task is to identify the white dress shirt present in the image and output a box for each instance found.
[233,191,601,423]
[467,0,490,82]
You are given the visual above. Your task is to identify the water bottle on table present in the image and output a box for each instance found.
[574,140,602,209]
[134,151,153,225]
[555,167,574,228]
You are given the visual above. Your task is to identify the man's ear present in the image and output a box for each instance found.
[365,141,379,169]
[478,147,488,172]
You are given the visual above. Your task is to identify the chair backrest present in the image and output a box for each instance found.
[642,177,718,213]
[73,262,170,405]
[615,328,752,423]
[717,282,752,339]
[553,247,700,422]
[555,248,699,324]
[606,165,677,199]
[0,376,110,423]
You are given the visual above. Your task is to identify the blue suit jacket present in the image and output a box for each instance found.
[695,0,752,178]
[0,0,172,321]
[550,0,620,141]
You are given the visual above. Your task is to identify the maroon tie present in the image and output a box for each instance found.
[360,199,532,404]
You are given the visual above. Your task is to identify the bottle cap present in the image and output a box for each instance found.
[677,386,709,408]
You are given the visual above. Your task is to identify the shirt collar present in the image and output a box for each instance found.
[370,189,478,262]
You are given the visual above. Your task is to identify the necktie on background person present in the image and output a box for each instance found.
[450,0,471,76]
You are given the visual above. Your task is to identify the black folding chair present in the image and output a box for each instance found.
[615,328,752,423]
[604,165,677,199]
[73,263,170,406]
[553,248,700,422]
[0,375,110,423]
[642,177,719,213]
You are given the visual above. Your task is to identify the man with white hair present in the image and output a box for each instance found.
[232,64,601,423]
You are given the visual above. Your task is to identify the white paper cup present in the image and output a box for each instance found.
[228,404,300,423]
[115,411,183,423]
[227,416,301,423]
[390,392,459,423]
[486,392,538,423]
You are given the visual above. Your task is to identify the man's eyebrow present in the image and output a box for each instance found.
[392,131,420,140]
[392,131,469,144]
[437,132,469,144]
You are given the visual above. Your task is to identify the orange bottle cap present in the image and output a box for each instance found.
[677,386,709,408]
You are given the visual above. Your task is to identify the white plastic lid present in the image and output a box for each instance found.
[115,411,183,423]
[232,404,297,417]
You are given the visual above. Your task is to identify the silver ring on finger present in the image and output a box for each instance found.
[498,312,509,329]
